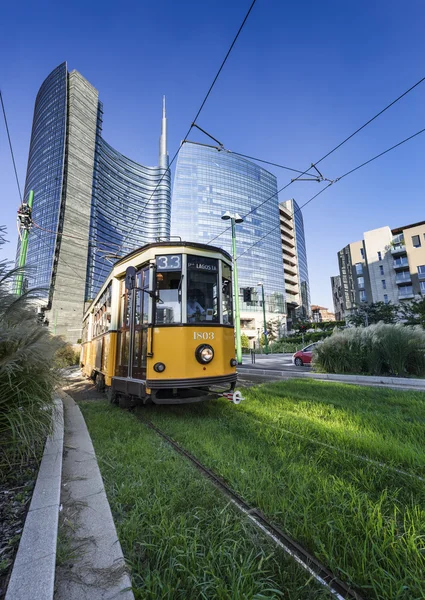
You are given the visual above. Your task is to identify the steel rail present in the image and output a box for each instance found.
[138,416,365,600]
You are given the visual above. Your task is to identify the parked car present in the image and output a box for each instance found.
[293,343,319,366]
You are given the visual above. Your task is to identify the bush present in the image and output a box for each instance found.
[0,231,64,471]
[55,344,80,367]
[312,323,425,377]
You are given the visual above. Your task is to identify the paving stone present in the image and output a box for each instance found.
[13,505,58,567]
[6,552,56,600]
[44,438,63,456]
[29,475,61,511]
[37,449,62,480]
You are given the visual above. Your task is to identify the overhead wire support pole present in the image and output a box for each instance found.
[16,190,34,296]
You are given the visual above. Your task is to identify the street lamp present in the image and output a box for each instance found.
[257,281,269,355]
[222,211,244,364]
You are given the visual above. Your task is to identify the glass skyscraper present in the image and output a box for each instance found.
[20,63,68,291]
[18,62,170,342]
[171,142,286,338]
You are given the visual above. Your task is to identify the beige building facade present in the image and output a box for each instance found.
[332,220,425,318]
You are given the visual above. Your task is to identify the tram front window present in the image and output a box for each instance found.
[187,256,219,323]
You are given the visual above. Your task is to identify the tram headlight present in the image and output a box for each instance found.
[195,344,214,364]
[154,362,166,373]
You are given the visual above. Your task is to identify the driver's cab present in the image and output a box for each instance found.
[154,252,232,326]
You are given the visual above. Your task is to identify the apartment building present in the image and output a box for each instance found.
[278,199,311,329]
[331,220,425,318]
[311,305,336,322]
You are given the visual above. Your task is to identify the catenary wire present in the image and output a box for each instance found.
[0,90,23,202]
[119,0,257,252]
[206,75,425,244]
[236,126,425,260]
[228,150,319,176]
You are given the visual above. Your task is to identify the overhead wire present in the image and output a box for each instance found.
[119,0,257,252]
[0,89,23,203]
[236,126,425,260]
[206,74,425,245]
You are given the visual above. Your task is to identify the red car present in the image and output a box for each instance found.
[292,343,319,366]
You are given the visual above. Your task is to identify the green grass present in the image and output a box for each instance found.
[80,401,332,599]
[137,379,425,600]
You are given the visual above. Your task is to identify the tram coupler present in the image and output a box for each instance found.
[222,390,244,404]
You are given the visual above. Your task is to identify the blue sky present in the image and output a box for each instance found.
[1,0,424,309]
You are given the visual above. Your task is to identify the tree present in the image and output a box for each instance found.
[266,319,280,342]
[399,298,425,328]
[241,333,250,349]
[348,302,399,327]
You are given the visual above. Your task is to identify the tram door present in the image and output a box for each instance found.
[132,268,150,379]
[117,267,150,379]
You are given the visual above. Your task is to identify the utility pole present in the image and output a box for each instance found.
[258,282,269,355]
[221,211,244,364]
[15,190,34,296]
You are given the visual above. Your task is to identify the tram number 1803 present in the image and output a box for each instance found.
[194,332,215,340]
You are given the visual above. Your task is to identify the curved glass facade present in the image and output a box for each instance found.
[19,63,171,318]
[19,62,67,296]
[171,142,286,313]
[86,135,171,298]
[293,199,311,317]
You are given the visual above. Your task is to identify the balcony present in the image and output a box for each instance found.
[393,258,409,270]
[395,272,411,284]
[398,287,414,300]
[391,244,407,256]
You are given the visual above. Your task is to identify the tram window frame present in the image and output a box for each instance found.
[222,261,233,326]
[187,255,219,324]
[155,254,183,325]
[92,282,112,338]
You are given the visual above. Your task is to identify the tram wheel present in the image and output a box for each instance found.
[95,372,105,392]
[106,387,118,405]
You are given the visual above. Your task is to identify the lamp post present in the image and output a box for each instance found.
[258,281,269,355]
[221,211,243,364]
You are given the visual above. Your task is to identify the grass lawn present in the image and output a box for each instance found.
[137,379,425,600]
[80,401,332,599]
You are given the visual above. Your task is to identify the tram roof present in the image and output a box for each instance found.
[113,241,232,268]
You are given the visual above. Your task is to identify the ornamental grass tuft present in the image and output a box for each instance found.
[312,322,425,376]
[0,228,63,473]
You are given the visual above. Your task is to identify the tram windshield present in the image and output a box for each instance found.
[187,256,219,323]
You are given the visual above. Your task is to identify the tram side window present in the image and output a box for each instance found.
[222,262,233,325]
[155,254,182,324]
[187,256,219,323]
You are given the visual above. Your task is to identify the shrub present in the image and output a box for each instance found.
[312,323,425,377]
[55,344,80,367]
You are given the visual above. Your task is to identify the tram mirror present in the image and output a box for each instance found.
[125,266,136,290]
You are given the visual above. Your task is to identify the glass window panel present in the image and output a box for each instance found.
[187,256,219,323]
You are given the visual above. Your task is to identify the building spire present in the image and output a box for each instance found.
[159,95,168,168]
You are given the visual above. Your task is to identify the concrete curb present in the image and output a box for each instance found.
[6,397,64,600]
[238,367,425,390]
[55,390,134,600]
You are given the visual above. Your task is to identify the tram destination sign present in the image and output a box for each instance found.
[156,254,182,271]
[187,256,218,272]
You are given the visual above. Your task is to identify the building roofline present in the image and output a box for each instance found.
[391,220,425,235]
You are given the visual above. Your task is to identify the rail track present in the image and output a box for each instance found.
[138,416,365,600]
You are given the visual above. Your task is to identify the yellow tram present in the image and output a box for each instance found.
[81,241,239,405]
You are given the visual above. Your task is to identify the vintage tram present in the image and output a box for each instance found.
[80,241,240,405]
